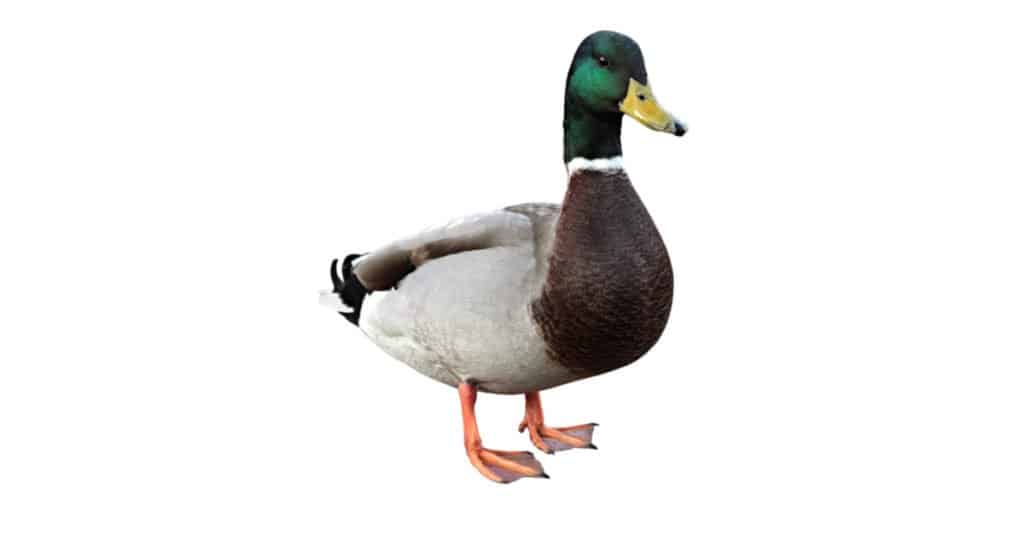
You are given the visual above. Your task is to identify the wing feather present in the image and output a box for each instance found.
[352,207,555,291]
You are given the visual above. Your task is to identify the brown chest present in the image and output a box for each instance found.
[531,172,674,377]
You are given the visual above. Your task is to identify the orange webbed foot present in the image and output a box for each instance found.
[459,383,549,484]
[467,446,548,483]
[519,420,598,453]
[518,392,598,453]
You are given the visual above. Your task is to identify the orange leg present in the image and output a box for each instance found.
[518,391,598,454]
[459,383,548,483]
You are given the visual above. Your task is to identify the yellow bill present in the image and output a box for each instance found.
[619,78,686,136]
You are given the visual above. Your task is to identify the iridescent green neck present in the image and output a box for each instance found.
[563,93,623,163]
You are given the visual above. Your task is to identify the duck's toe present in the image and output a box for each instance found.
[517,391,599,453]
[467,447,548,483]
[519,421,599,453]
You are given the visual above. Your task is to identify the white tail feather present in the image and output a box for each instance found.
[318,289,352,312]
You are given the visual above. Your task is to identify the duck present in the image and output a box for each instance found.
[321,30,686,483]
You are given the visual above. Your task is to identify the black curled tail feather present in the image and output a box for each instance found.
[330,254,369,326]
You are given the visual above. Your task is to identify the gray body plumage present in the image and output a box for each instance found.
[331,203,576,394]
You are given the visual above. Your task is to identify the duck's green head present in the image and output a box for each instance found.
[564,31,685,164]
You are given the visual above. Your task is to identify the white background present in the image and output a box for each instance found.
[2,1,1022,533]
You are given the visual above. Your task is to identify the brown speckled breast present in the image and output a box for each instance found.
[531,170,673,377]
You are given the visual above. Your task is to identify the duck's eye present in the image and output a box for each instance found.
[597,56,609,67]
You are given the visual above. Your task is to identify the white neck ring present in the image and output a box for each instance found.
[566,156,625,176]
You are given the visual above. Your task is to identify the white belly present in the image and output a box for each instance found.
[356,247,575,394]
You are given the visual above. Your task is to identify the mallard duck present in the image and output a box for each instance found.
[321,30,685,483]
